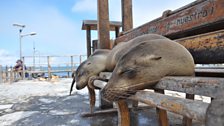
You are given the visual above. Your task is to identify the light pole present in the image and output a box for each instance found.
[20,32,37,59]
[13,23,25,60]
[13,23,37,79]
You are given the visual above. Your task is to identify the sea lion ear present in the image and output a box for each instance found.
[148,54,162,60]
[135,54,162,66]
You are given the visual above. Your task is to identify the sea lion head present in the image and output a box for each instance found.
[102,40,194,102]
[76,50,109,90]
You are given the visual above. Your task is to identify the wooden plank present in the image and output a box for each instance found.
[195,68,224,77]
[129,91,209,122]
[86,26,91,57]
[154,76,224,98]
[182,94,194,126]
[99,72,112,79]
[176,30,224,64]
[0,65,3,83]
[47,56,52,80]
[81,106,152,117]
[155,89,169,126]
[121,0,133,31]
[81,108,117,117]
[115,0,224,43]
[97,0,110,49]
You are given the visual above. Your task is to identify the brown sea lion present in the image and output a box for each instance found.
[71,34,167,93]
[102,38,195,101]
[69,49,110,95]
[106,34,168,71]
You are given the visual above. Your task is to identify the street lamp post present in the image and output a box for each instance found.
[13,23,37,79]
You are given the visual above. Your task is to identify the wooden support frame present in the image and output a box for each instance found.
[116,0,224,43]
[86,26,91,57]
[121,0,133,32]
[97,0,110,49]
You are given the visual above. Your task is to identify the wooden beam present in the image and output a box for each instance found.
[154,76,224,98]
[115,0,224,43]
[176,30,224,64]
[182,94,194,126]
[129,91,209,122]
[86,26,91,57]
[155,89,169,126]
[121,0,133,31]
[97,0,110,49]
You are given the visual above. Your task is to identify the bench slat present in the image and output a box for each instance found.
[129,91,209,122]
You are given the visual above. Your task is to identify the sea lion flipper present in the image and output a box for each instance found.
[69,77,76,95]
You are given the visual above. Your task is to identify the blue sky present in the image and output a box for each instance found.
[0,0,195,66]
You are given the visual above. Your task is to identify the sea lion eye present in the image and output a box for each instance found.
[121,68,137,78]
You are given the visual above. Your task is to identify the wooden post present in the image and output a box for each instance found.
[71,56,74,77]
[0,65,2,83]
[22,57,25,79]
[155,89,169,126]
[115,27,120,38]
[86,26,92,57]
[79,55,82,64]
[10,66,14,83]
[5,66,8,82]
[117,100,130,126]
[47,56,52,81]
[97,0,110,49]
[183,94,194,126]
[92,40,98,52]
[121,0,133,31]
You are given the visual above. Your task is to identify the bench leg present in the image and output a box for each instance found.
[155,89,169,126]
[117,100,130,126]
[183,94,194,126]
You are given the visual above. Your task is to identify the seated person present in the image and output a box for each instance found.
[14,59,28,78]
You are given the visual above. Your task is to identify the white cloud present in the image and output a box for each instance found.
[0,49,17,66]
[72,0,97,13]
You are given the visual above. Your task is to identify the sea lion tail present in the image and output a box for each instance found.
[69,77,76,95]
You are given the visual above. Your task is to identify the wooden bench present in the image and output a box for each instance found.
[82,0,224,126]
[93,72,224,126]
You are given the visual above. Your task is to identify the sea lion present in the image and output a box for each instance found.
[102,38,195,101]
[106,34,168,71]
[71,34,167,92]
[69,49,110,95]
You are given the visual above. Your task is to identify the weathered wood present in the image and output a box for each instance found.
[117,100,130,126]
[82,20,121,31]
[92,40,98,52]
[129,91,209,122]
[182,94,194,126]
[195,68,224,77]
[155,89,169,126]
[121,0,133,32]
[81,106,152,117]
[47,56,51,80]
[115,0,224,43]
[0,65,3,83]
[81,108,117,117]
[86,26,91,57]
[71,56,74,74]
[154,76,224,98]
[97,0,110,49]
[99,72,112,79]
[115,27,120,38]
[176,30,224,64]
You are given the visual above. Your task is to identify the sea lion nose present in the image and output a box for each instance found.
[76,85,81,90]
